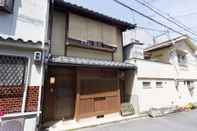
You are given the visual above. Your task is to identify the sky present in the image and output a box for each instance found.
[64,0,197,44]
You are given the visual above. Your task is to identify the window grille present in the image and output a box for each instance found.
[0,55,27,86]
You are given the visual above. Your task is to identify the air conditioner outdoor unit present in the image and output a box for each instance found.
[33,51,42,63]
[0,118,24,131]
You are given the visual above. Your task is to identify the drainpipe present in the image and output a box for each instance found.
[21,58,31,113]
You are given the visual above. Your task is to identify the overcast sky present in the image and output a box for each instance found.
[64,0,197,43]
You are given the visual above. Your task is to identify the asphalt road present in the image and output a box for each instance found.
[78,109,197,131]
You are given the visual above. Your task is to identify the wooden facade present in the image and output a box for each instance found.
[43,0,135,123]
[43,66,121,121]
[75,68,121,120]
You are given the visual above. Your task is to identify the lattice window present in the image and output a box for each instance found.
[0,55,27,86]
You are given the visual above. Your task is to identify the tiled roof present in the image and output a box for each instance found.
[49,56,136,69]
[54,0,136,31]
[0,36,43,45]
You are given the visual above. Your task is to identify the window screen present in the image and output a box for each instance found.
[0,55,27,86]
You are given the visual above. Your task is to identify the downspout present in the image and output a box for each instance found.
[21,58,31,113]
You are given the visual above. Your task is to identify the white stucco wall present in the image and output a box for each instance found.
[134,79,178,112]
[126,59,176,79]
[126,59,178,112]
[0,0,49,43]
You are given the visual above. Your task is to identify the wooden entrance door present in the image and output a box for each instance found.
[44,67,76,122]
[54,75,75,120]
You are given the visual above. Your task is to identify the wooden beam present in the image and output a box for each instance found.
[74,68,80,121]
[117,70,121,112]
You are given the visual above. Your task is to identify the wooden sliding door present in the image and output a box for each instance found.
[75,68,121,120]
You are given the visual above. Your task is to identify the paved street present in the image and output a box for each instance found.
[78,109,197,131]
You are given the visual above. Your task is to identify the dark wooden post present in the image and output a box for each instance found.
[117,70,121,112]
[74,68,80,121]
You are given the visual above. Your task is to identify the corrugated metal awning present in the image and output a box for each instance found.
[48,56,136,70]
[0,36,43,45]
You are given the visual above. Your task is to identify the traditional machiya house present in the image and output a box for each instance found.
[124,35,197,113]
[0,0,49,131]
[42,0,136,129]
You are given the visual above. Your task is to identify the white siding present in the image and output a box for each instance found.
[0,0,49,43]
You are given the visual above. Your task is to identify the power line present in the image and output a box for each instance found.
[113,0,185,36]
[136,25,167,32]
[132,0,197,37]
[139,0,197,35]
[138,0,197,41]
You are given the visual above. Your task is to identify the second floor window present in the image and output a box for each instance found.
[177,53,187,66]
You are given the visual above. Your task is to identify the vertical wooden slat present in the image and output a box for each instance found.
[74,68,80,121]
[117,70,121,112]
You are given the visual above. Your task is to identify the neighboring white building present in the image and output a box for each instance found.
[0,0,49,131]
[123,28,154,48]
[124,35,197,113]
